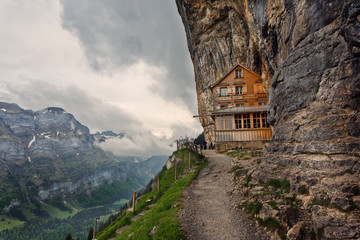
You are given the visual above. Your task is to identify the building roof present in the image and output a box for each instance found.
[210,63,262,89]
[211,105,268,115]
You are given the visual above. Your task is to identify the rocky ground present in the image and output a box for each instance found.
[179,150,269,240]
[180,148,359,240]
[230,149,360,240]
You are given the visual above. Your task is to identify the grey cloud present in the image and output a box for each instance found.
[4,80,141,133]
[3,79,176,156]
[60,0,197,113]
[96,130,173,156]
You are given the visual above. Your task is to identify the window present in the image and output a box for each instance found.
[259,102,267,106]
[242,113,251,128]
[220,87,227,96]
[216,115,233,130]
[261,112,270,128]
[253,113,261,128]
[235,69,242,78]
[235,86,243,95]
[235,114,242,129]
[220,104,228,110]
[257,84,265,93]
[224,115,232,129]
[236,103,244,107]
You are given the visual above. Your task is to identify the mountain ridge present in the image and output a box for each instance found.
[0,101,167,214]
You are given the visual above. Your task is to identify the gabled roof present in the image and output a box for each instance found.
[210,63,261,89]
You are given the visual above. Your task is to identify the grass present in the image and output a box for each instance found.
[243,173,252,187]
[231,165,242,172]
[266,200,279,210]
[227,149,247,159]
[257,217,280,231]
[264,179,290,193]
[251,151,262,157]
[331,204,345,213]
[276,70,282,81]
[248,202,263,215]
[112,199,129,205]
[41,203,77,219]
[298,186,308,195]
[239,201,263,216]
[96,149,207,240]
[312,197,331,207]
[0,215,24,231]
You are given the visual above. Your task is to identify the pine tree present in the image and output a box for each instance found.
[65,233,73,240]
[87,227,94,240]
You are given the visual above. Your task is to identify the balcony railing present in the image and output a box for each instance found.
[212,105,268,115]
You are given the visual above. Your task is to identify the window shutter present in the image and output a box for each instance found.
[259,85,264,92]
[216,88,220,96]
[243,85,248,94]
[227,86,232,95]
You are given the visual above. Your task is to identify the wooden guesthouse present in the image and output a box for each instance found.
[210,63,272,146]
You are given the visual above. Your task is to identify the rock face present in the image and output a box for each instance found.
[176,0,360,239]
[176,0,360,154]
[0,102,93,161]
[0,102,167,212]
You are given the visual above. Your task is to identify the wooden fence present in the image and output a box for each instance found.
[215,129,272,142]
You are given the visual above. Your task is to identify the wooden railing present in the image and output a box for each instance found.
[215,129,272,142]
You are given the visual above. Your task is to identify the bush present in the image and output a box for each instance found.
[257,217,280,231]
[281,180,290,193]
[266,200,279,210]
[246,201,263,215]
[298,186,308,195]
[264,179,281,189]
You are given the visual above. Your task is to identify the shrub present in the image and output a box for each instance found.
[298,186,308,195]
[281,180,290,193]
[264,179,281,189]
[257,217,280,231]
[246,201,263,215]
[266,200,279,210]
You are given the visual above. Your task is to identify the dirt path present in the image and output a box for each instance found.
[179,150,269,240]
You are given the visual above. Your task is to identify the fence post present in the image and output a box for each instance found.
[189,152,191,169]
[174,158,177,181]
[132,191,136,212]
[93,218,98,240]
[157,175,160,193]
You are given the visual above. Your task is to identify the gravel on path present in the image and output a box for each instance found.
[179,150,269,240]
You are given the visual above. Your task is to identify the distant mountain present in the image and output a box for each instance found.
[0,102,167,216]
[92,130,124,143]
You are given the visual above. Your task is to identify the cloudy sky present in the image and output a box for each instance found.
[0,0,202,156]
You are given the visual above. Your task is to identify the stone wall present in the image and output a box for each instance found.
[216,141,269,153]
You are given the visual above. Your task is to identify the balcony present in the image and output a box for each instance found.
[211,105,268,115]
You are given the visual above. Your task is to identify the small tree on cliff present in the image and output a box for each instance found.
[87,227,94,240]
[65,233,73,240]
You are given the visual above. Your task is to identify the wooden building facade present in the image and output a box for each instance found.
[211,63,272,143]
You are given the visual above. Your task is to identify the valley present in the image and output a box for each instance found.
[0,102,168,240]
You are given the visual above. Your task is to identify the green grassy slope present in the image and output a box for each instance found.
[95,148,207,240]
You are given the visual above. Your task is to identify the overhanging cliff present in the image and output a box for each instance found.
[176,0,360,154]
[176,1,360,239]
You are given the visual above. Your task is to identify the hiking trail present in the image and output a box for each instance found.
[179,150,269,240]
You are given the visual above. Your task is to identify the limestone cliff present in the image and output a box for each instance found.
[176,0,359,154]
[176,0,359,239]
